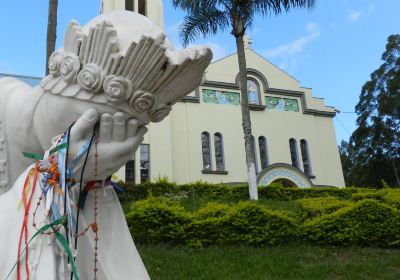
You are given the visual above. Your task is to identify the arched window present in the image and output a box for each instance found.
[214,133,225,171]
[125,159,135,183]
[201,132,212,170]
[289,138,299,168]
[300,139,312,177]
[138,0,147,16]
[247,78,261,105]
[125,0,134,11]
[258,136,269,169]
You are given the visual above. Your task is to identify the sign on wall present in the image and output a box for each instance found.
[257,163,313,188]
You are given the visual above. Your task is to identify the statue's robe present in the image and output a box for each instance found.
[0,77,43,194]
[0,165,150,280]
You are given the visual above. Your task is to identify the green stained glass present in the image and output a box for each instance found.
[265,96,299,112]
[202,89,240,105]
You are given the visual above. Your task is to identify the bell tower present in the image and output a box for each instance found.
[100,0,164,29]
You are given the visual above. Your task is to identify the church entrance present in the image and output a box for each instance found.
[257,163,314,188]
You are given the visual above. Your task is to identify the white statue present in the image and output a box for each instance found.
[0,11,211,279]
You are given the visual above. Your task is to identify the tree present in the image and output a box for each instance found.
[172,0,316,200]
[45,0,59,75]
[347,34,400,188]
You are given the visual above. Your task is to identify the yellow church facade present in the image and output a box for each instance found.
[103,0,345,188]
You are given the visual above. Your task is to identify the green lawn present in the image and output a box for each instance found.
[137,244,400,280]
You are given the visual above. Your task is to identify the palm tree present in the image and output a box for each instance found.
[46,0,59,75]
[173,0,316,200]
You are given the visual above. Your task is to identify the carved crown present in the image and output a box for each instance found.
[41,11,212,122]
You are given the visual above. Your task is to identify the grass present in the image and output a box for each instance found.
[137,244,400,280]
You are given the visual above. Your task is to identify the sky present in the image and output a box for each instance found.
[0,0,399,144]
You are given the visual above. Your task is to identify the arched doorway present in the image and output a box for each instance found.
[257,163,314,188]
[271,178,297,188]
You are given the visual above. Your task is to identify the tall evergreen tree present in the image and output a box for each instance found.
[173,0,316,200]
[348,34,400,187]
[46,0,58,75]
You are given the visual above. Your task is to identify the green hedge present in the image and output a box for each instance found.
[125,197,400,247]
[126,198,191,244]
[126,198,298,247]
[117,181,365,202]
[296,197,353,219]
[302,200,400,246]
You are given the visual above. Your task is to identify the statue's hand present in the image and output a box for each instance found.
[68,108,147,181]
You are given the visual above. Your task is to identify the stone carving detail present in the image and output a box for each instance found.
[41,18,212,123]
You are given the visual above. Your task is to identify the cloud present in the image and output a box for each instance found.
[347,11,363,22]
[262,23,320,73]
[264,22,320,57]
[165,21,184,49]
[347,5,374,23]
[261,23,321,73]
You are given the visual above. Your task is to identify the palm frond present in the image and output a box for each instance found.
[179,8,229,46]
[172,0,219,12]
[252,0,316,16]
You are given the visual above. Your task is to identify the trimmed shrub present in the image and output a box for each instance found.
[227,202,299,246]
[118,181,365,202]
[302,200,400,246]
[126,197,191,244]
[351,190,385,202]
[380,189,400,209]
[188,202,234,246]
[296,197,353,219]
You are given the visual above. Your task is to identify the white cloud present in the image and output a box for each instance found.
[262,23,320,73]
[367,4,374,16]
[347,5,374,23]
[165,21,184,49]
[264,23,320,58]
[206,42,228,61]
[347,11,363,22]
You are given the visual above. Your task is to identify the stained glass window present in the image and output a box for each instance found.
[247,79,260,105]
[300,139,312,177]
[289,138,299,168]
[258,136,269,169]
[201,132,212,170]
[214,133,225,171]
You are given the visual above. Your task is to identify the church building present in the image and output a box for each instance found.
[102,0,345,188]
[0,0,345,188]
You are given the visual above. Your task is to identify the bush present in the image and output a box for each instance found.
[126,197,191,244]
[188,202,234,246]
[118,181,365,203]
[302,200,400,246]
[381,189,400,209]
[227,202,299,246]
[296,197,353,219]
[126,198,299,246]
